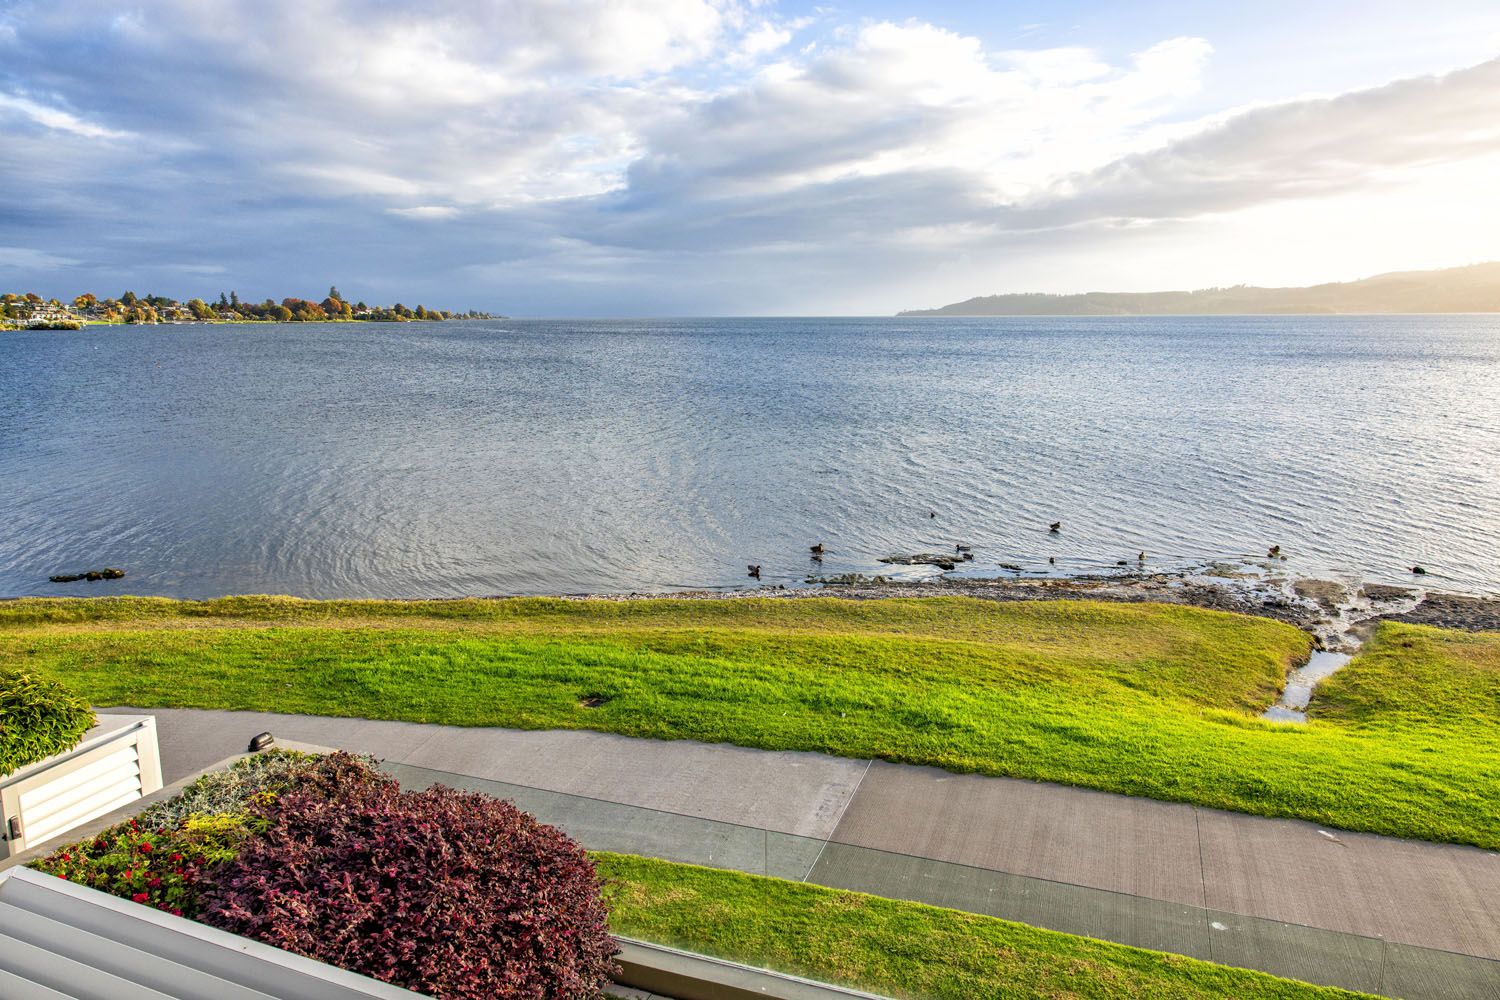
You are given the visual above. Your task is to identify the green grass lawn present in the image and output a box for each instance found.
[596,852,1371,999]
[1,595,1496,847]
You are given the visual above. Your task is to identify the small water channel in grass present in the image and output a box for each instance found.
[1262,650,1353,723]
[1260,576,1427,723]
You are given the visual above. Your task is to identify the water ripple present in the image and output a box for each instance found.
[1,315,1497,598]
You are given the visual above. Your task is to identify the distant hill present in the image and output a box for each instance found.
[898,262,1500,316]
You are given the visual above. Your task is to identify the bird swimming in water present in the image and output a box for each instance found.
[955,544,971,553]
[1138,551,1147,562]
[1048,556,1056,565]
[1050,522,1061,533]
[1410,565,1428,575]
[1268,544,1281,558]
[929,511,936,519]
[747,565,761,579]
[810,543,824,555]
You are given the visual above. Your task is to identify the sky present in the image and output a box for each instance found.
[2,1,1499,315]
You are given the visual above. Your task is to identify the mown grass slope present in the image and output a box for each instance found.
[1,596,1495,846]
[597,852,1372,999]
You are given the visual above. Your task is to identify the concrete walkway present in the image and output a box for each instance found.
[117,707,1500,964]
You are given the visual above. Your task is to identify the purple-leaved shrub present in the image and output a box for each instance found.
[198,753,618,1000]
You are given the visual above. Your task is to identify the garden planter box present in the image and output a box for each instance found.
[0,714,162,860]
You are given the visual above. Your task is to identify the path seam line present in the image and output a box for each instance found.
[1193,806,1213,964]
[801,759,874,882]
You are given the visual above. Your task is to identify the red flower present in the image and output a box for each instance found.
[131,892,149,904]
[147,878,162,888]
[138,843,153,854]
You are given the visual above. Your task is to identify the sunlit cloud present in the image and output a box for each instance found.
[388,206,462,220]
[0,91,131,140]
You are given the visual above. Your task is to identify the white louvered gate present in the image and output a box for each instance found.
[0,715,162,860]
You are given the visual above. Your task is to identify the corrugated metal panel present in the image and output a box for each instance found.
[1,904,275,1000]
[0,966,78,1000]
[0,931,175,1000]
[0,867,428,999]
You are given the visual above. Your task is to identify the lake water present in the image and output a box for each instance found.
[3,316,1498,599]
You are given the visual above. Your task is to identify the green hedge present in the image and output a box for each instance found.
[0,670,95,776]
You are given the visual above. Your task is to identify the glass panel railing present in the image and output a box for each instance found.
[381,761,1500,1000]
[1379,941,1500,1000]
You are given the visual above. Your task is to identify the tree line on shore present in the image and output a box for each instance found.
[2,286,496,327]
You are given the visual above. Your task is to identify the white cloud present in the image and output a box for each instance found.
[740,22,793,58]
[388,206,461,220]
[622,23,1215,209]
[0,91,130,139]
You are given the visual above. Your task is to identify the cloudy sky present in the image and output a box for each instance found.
[2,1,1499,315]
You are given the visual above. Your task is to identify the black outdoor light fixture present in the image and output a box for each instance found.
[248,731,275,752]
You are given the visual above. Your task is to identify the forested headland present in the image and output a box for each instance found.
[2,286,496,329]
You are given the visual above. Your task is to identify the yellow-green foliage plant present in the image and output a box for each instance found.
[0,668,95,776]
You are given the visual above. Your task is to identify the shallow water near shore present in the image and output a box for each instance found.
[2,315,1498,599]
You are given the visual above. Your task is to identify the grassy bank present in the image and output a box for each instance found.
[597,852,1370,999]
[1,596,1496,846]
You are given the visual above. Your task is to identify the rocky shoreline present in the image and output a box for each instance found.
[557,572,1500,641]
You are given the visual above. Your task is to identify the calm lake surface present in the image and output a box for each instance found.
[3,316,1498,599]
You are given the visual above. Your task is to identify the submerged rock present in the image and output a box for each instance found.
[1293,579,1349,612]
[1380,591,1500,632]
[49,567,125,583]
[1360,583,1416,601]
[878,553,957,571]
[808,573,892,586]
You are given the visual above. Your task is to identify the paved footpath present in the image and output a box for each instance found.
[113,707,1500,963]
